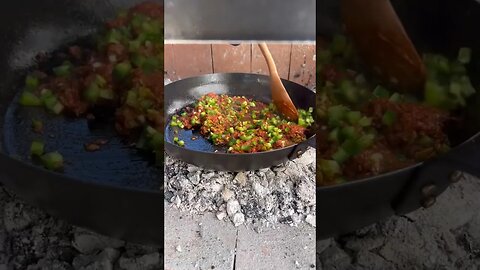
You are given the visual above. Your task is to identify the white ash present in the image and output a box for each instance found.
[0,187,162,269]
[233,213,245,227]
[164,148,316,228]
[226,199,240,216]
[305,214,316,227]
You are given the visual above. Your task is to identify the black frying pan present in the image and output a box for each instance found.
[0,0,163,246]
[316,0,480,239]
[164,73,316,171]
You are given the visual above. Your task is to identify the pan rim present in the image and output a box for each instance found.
[165,134,316,156]
[164,72,316,157]
[0,151,162,195]
[316,132,480,190]
[316,162,423,191]
[165,72,317,90]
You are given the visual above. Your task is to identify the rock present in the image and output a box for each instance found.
[253,182,267,198]
[355,250,394,270]
[118,252,161,270]
[316,239,332,254]
[221,188,234,202]
[186,164,201,173]
[305,215,316,227]
[174,196,181,207]
[4,202,35,232]
[291,214,302,225]
[72,253,97,269]
[216,211,227,221]
[294,148,315,167]
[176,245,182,252]
[232,213,245,227]
[226,200,240,217]
[318,243,351,270]
[210,183,223,193]
[165,151,315,228]
[296,180,315,206]
[187,172,201,185]
[343,236,384,253]
[283,164,302,180]
[354,224,378,237]
[72,228,124,254]
[465,212,480,251]
[27,259,72,270]
[72,248,120,270]
[234,172,247,186]
[98,248,120,262]
[264,170,276,181]
[122,243,158,258]
[47,246,77,264]
[164,191,174,202]
[79,260,111,270]
[373,216,458,269]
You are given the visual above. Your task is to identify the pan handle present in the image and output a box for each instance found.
[393,136,480,214]
[288,137,316,160]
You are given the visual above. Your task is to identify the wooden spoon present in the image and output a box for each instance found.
[341,0,426,93]
[258,43,299,121]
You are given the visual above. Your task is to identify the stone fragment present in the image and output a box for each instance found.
[72,228,124,254]
[305,215,316,227]
[117,252,161,270]
[226,200,240,217]
[233,213,245,227]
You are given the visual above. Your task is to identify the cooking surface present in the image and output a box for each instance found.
[166,121,228,153]
[0,1,164,192]
[3,93,161,191]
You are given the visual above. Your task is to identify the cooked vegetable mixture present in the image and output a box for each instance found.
[170,93,314,153]
[317,35,476,186]
[18,2,163,170]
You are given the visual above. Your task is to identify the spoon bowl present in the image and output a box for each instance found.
[341,0,426,93]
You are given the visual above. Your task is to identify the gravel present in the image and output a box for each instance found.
[164,148,317,229]
[0,186,162,269]
[0,160,477,269]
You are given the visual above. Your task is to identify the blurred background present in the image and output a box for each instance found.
[164,0,315,41]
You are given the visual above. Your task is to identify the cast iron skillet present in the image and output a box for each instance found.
[316,0,480,239]
[164,73,316,171]
[0,0,163,246]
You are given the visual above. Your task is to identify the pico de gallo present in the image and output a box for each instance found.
[18,1,164,170]
[317,35,476,186]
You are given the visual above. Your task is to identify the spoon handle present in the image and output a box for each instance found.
[258,43,280,78]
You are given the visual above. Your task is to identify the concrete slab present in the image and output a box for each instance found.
[235,224,316,270]
[317,173,480,270]
[164,205,237,270]
[165,205,316,270]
